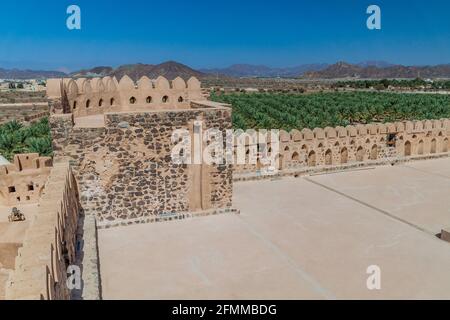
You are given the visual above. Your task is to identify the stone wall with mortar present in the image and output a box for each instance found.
[6,162,80,300]
[50,104,233,227]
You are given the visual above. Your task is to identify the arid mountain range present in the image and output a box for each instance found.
[199,63,329,78]
[71,61,205,81]
[2,61,450,80]
[304,61,450,79]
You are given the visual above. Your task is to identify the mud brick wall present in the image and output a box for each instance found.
[234,119,450,174]
[6,163,80,300]
[50,108,233,224]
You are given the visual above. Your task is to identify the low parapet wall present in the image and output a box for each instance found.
[6,162,81,300]
[234,119,450,174]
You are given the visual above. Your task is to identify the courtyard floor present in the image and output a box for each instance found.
[98,158,450,299]
[0,204,36,300]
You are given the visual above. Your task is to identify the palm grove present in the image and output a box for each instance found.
[211,92,450,131]
[1,92,450,161]
[0,118,52,161]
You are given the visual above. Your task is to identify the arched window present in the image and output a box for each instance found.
[110,98,115,106]
[341,148,348,164]
[308,151,316,167]
[356,146,364,162]
[325,149,332,165]
[162,96,169,103]
[431,139,437,154]
[292,152,299,161]
[178,96,184,103]
[86,100,90,108]
[284,146,290,152]
[404,141,411,156]
[98,99,103,107]
[129,97,137,104]
[418,140,424,155]
[370,145,378,160]
[146,96,152,104]
[443,138,449,153]
[73,101,77,110]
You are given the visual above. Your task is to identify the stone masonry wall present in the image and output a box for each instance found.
[50,107,233,226]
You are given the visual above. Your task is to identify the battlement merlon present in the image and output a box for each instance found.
[0,154,53,176]
[46,75,207,117]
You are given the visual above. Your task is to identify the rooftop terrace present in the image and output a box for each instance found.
[98,157,450,299]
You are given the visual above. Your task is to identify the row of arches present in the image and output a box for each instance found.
[62,76,202,96]
[74,95,186,111]
[76,97,115,110]
[404,138,448,156]
[46,75,207,117]
[278,119,450,143]
[287,145,378,167]
[249,137,449,173]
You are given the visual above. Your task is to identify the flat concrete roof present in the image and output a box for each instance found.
[98,158,450,300]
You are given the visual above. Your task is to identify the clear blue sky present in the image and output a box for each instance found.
[0,0,449,71]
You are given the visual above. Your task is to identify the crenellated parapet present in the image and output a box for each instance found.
[47,75,205,117]
[235,119,450,173]
[0,153,53,206]
[6,162,80,300]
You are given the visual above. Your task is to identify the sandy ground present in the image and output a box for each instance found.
[0,204,36,299]
[98,158,450,300]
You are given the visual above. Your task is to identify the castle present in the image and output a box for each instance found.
[47,76,234,227]
[1,75,450,300]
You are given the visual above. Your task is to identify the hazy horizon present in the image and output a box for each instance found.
[1,60,450,74]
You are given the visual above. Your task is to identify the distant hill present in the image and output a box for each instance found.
[72,61,206,81]
[200,63,329,78]
[71,66,113,78]
[0,68,66,79]
[356,60,394,68]
[4,60,450,81]
[304,61,450,79]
